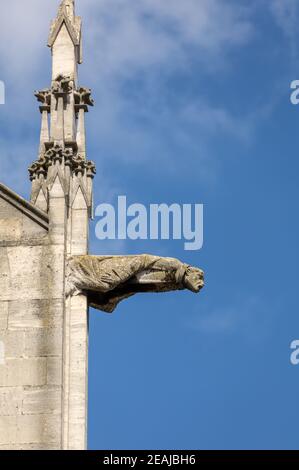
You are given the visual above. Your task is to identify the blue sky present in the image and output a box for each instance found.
[1,0,299,450]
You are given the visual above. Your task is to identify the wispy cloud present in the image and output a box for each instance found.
[80,0,255,172]
[269,0,299,64]
[0,137,37,196]
[81,0,253,79]
[0,0,255,192]
[186,295,275,342]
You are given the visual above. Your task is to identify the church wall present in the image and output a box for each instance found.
[0,198,65,450]
[0,0,91,450]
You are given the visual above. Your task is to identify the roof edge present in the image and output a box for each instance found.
[0,183,49,231]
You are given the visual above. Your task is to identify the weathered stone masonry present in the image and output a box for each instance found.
[0,0,94,450]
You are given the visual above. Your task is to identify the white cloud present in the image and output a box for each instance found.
[186,295,274,342]
[80,0,254,169]
[0,0,252,81]
[80,0,252,79]
[0,0,254,103]
[0,137,37,196]
[270,0,298,32]
[269,0,299,63]
[0,0,255,191]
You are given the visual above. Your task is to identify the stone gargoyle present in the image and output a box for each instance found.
[66,254,204,313]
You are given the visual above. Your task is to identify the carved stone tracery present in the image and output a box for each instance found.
[29,145,96,181]
[30,78,95,196]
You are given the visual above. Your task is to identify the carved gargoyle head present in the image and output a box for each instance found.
[184,266,204,293]
[59,0,75,20]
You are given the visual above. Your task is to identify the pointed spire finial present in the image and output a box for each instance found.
[48,0,82,64]
[58,0,75,21]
